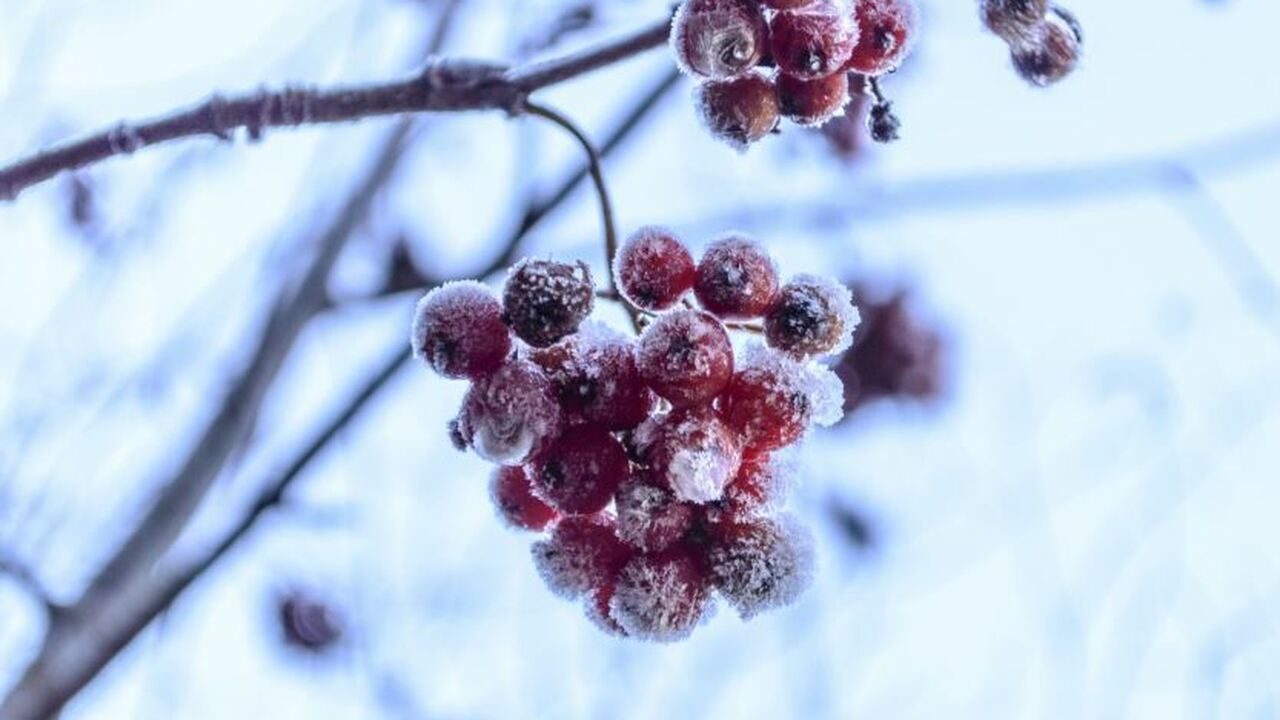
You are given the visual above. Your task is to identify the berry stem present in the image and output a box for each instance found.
[524,101,643,333]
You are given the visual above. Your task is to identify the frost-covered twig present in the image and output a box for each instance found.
[0,16,671,202]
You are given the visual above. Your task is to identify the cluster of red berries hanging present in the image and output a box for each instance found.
[411,228,860,641]
[980,0,1082,87]
[671,0,919,148]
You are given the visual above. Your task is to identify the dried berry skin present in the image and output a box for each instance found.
[718,349,812,452]
[614,226,696,312]
[460,358,563,465]
[845,0,919,76]
[980,0,1048,44]
[490,465,559,532]
[694,234,781,319]
[610,544,714,643]
[502,258,595,348]
[638,405,744,504]
[615,471,696,552]
[530,424,631,515]
[411,281,511,380]
[1010,11,1080,87]
[695,72,780,150]
[764,274,860,358]
[708,516,814,619]
[671,0,770,79]
[776,71,850,127]
[532,514,633,599]
[769,3,858,81]
[636,309,735,407]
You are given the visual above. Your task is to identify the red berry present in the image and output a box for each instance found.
[502,258,595,348]
[528,326,656,431]
[764,274,860,358]
[671,0,769,79]
[722,452,790,516]
[531,514,633,599]
[411,281,511,380]
[585,582,628,637]
[530,424,630,515]
[458,358,563,465]
[636,405,744,504]
[694,234,780,320]
[776,71,850,127]
[845,0,919,76]
[695,72,780,150]
[708,516,814,619]
[610,544,714,642]
[636,309,734,407]
[614,226,696,312]
[979,0,1047,44]
[718,347,812,452]
[769,2,858,81]
[615,472,696,552]
[1011,10,1081,87]
[489,465,559,532]
[760,0,818,8]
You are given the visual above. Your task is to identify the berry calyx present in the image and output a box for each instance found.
[531,514,633,599]
[707,516,814,619]
[695,72,780,150]
[614,226,697,312]
[530,424,631,515]
[502,258,595,348]
[671,0,770,79]
[610,544,714,642]
[768,2,858,81]
[636,309,735,407]
[845,0,919,76]
[776,71,850,127]
[490,465,559,532]
[694,234,781,320]
[411,281,511,380]
[457,358,563,465]
[764,274,860,358]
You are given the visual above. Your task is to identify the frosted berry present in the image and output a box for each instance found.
[585,583,628,637]
[458,358,563,465]
[768,3,858,81]
[530,424,630,515]
[639,405,744,504]
[529,326,655,431]
[708,516,814,619]
[764,274,860,358]
[611,544,714,642]
[671,0,769,79]
[502,258,595,347]
[696,72,780,150]
[532,514,632,599]
[614,226,696,312]
[1011,10,1080,87]
[718,348,812,452]
[411,281,511,380]
[980,0,1047,43]
[776,71,850,127]
[490,465,559,532]
[845,0,919,76]
[636,309,734,407]
[722,452,789,516]
[694,234,780,320]
[615,472,696,552]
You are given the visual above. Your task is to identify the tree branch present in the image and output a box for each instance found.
[0,16,672,202]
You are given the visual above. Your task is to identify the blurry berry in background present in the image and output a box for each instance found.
[278,590,343,655]
[835,286,944,417]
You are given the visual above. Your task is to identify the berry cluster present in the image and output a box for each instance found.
[671,0,919,149]
[411,229,861,641]
[980,0,1082,87]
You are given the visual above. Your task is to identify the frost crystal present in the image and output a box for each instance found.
[611,548,714,643]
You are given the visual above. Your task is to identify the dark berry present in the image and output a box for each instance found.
[411,281,511,380]
[1011,12,1080,87]
[776,71,850,127]
[610,544,714,642]
[671,0,769,79]
[530,424,630,515]
[694,234,780,319]
[458,358,563,465]
[764,274,860,357]
[696,72,780,150]
[768,2,858,81]
[980,0,1048,44]
[502,258,595,348]
[614,226,696,312]
[845,0,919,76]
[490,465,559,532]
[531,514,633,599]
[278,590,343,654]
[707,516,814,619]
[636,309,735,407]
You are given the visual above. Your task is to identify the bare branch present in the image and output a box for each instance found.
[0,550,57,615]
[0,16,671,202]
